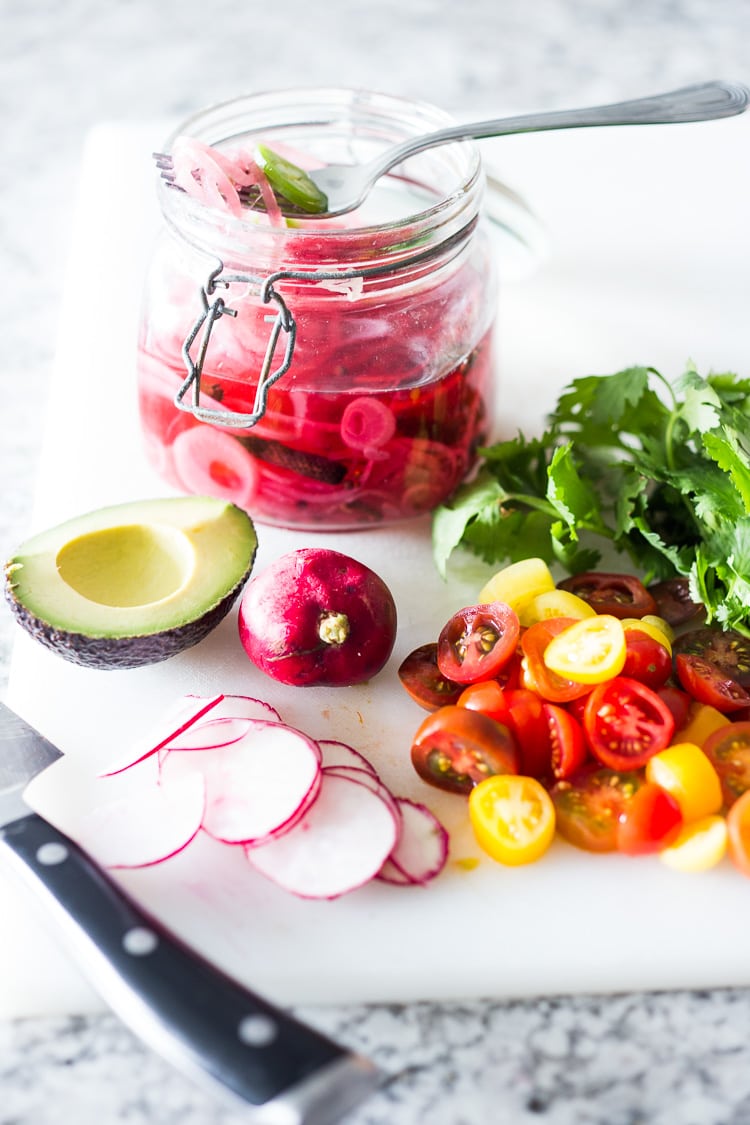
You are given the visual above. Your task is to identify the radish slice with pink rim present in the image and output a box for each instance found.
[165,715,255,752]
[184,694,281,723]
[99,694,225,777]
[377,798,449,886]
[247,771,399,900]
[172,425,260,510]
[321,764,402,827]
[76,772,207,869]
[317,739,378,775]
[160,719,321,845]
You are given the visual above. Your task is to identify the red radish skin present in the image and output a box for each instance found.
[237,548,397,687]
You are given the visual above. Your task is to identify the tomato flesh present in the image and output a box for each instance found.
[702,721,750,807]
[410,705,520,795]
[558,572,657,619]
[616,782,683,855]
[469,774,556,865]
[520,618,593,703]
[621,629,672,690]
[551,765,644,853]
[398,643,463,711]
[437,602,520,685]
[675,653,750,714]
[583,676,675,770]
[727,790,750,877]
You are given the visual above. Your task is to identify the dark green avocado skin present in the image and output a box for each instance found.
[4,558,255,671]
[3,553,255,666]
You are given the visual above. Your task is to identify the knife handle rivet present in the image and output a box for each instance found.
[237,1013,278,1048]
[36,842,69,866]
[122,926,159,957]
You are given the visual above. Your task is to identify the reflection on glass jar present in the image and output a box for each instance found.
[137,89,499,530]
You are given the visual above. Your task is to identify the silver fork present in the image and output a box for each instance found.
[155,80,748,218]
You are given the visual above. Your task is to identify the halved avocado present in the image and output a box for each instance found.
[4,496,257,670]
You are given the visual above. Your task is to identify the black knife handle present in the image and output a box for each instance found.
[0,812,379,1123]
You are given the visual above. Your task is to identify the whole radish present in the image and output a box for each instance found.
[238,548,397,687]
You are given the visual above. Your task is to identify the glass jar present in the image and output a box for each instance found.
[137,88,499,530]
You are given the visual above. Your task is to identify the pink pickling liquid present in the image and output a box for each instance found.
[137,155,495,529]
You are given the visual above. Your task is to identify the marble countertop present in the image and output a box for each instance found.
[3,2,750,1122]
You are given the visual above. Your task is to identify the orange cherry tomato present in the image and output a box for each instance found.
[520,618,593,703]
[726,789,750,877]
[616,782,683,855]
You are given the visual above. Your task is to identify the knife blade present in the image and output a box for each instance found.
[0,700,381,1123]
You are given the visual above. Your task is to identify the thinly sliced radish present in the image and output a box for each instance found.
[99,694,225,776]
[160,719,321,845]
[185,694,281,723]
[165,715,255,752]
[76,772,206,869]
[322,764,402,826]
[247,771,399,900]
[377,798,449,886]
[317,739,378,774]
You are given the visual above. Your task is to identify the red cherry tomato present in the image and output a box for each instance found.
[583,676,675,770]
[398,643,464,711]
[673,627,750,688]
[616,782,683,855]
[457,680,512,725]
[557,572,657,619]
[503,688,550,778]
[437,602,521,685]
[702,721,750,807]
[542,702,587,780]
[647,577,704,627]
[674,653,750,714]
[656,685,692,731]
[520,618,593,703]
[621,629,672,690]
[550,765,645,853]
[410,705,520,795]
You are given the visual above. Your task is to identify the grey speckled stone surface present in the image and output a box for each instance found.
[3,2,750,1122]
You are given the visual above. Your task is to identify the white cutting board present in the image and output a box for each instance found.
[3,115,750,1019]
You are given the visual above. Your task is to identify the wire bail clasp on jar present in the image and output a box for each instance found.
[174,263,298,429]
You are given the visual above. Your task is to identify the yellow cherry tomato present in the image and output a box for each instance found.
[541,614,626,684]
[469,774,556,866]
[659,815,728,872]
[621,617,672,655]
[675,702,732,749]
[478,558,555,616]
[645,742,723,822]
[520,588,596,627]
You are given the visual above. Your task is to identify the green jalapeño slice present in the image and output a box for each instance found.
[256,143,328,214]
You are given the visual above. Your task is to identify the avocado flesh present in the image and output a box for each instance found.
[4,496,257,669]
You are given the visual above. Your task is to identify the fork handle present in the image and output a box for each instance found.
[376,79,749,175]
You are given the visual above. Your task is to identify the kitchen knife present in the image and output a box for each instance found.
[0,700,381,1124]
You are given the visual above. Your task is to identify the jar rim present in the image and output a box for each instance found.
[158,87,485,263]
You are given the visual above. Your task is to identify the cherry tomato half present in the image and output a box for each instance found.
[583,676,675,770]
[616,782,683,855]
[557,571,657,619]
[469,774,556,865]
[437,602,520,685]
[673,626,750,688]
[647,577,704,627]
[702,721,750,807]
[621,628,672,690]
[543,702,587,780]
[726,789,750,878]
[410,705,520,795]
[520,618,593,703]
[543,614,626,684]
[550,765,644,853]
[398,643,463,711]
[656,685,692,731]
[674,654,750,714]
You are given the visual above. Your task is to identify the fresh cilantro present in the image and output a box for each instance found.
[432,363,750,633]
